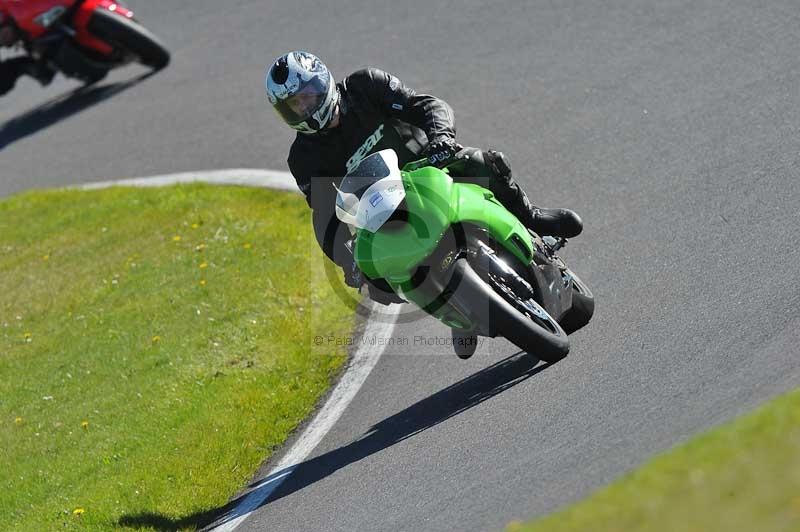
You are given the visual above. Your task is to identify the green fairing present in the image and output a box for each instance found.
[452,182,535,264]
[353,164,535,326]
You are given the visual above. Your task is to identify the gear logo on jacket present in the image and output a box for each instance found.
[346,124,385,173]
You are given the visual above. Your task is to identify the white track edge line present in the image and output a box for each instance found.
[76,169,398,531]
[78,168,299,192]
[209,303,400,531]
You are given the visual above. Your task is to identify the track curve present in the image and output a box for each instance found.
[3,1,799,531]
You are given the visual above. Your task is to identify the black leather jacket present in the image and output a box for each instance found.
[287,67,456,267]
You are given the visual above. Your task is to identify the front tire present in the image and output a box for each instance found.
[88,9,170,69]
[449,258,569,363]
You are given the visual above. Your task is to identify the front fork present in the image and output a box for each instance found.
[392,228,534,336]
[72,1,135,56]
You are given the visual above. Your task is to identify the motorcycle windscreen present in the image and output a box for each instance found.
[335,149,406,233]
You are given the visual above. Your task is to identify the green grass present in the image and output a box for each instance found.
[0,184,356,531]
[509,387,800,532]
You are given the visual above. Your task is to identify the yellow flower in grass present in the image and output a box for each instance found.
[73,507,85,516]
[243,243,252,249]
[152,335,161,344]
[23,332,32,343]
[199,279,207,287]
[14,417,23,425]
[199,262,208,269]
[191,223,200,229]
[42,254,50,261]
[195,243,206,252]
[172,235,182,242]
[81,420,89,430]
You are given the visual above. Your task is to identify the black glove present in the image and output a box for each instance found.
[423,136,463,167]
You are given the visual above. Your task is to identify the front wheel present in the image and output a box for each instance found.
[449,258,569,363]
[88,9,170,69]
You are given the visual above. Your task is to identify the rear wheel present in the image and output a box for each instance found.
[88,9,170,69]
[559,269,595,334]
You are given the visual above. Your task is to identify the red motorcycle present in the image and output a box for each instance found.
[0,0,169,83]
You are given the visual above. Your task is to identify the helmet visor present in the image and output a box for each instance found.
[272,75,330,126]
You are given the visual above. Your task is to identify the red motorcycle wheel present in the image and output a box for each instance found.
[87,8,170,69]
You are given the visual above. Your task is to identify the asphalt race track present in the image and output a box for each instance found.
[3,1,799,531]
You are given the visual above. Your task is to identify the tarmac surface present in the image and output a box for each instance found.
[2,1,799,531]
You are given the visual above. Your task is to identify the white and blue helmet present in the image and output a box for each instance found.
[265,51,338,134]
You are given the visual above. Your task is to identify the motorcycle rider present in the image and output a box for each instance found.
[0,12,55,95]
[265,51,583,305]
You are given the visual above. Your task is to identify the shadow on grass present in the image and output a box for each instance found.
[0,71,156,151]
[118,350,551,530]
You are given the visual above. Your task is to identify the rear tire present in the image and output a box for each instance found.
[88,9,170,69]
[559,269,595,334]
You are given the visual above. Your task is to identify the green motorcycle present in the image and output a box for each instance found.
[335,149,594,362]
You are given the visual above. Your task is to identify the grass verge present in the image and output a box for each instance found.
[0,184,355,531]
[509,387,800,532]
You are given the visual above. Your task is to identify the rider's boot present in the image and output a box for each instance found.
[528,207,583,239]
[483,150,583,239]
